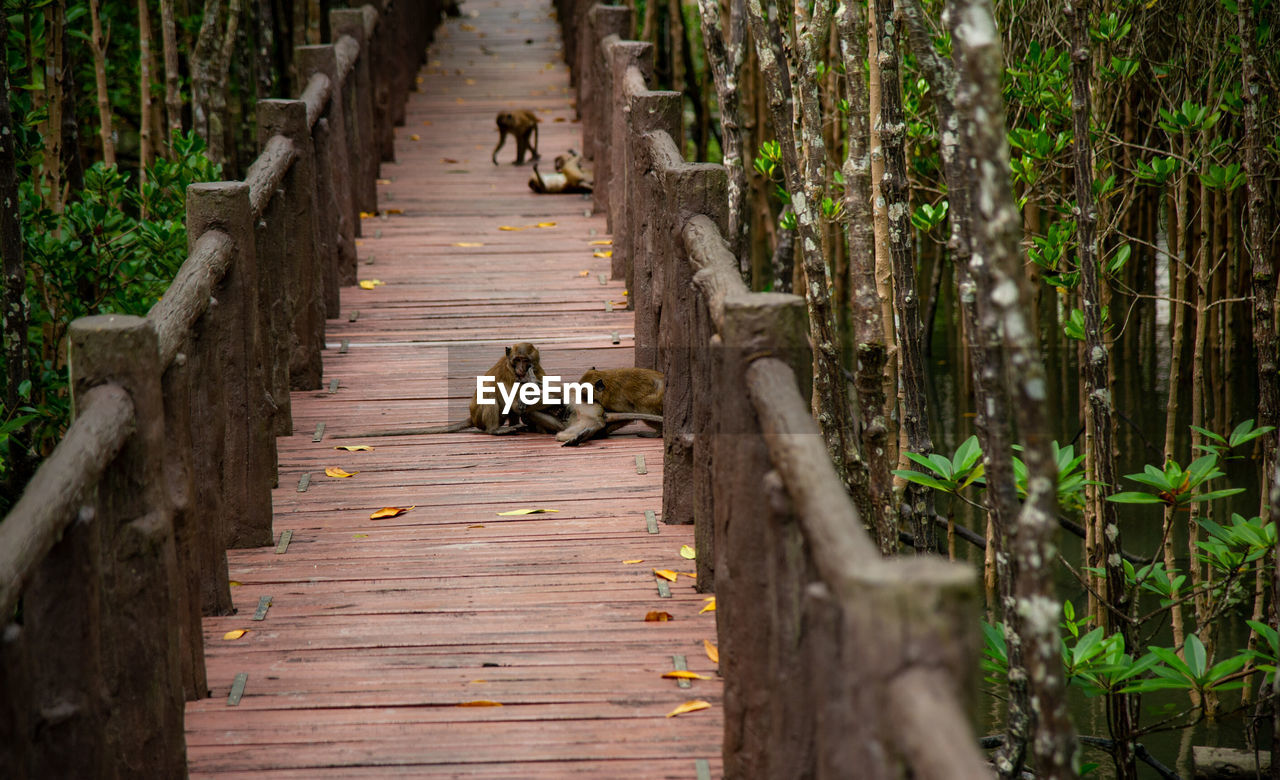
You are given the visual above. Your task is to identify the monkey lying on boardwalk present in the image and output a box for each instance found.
[554,368,664,447]
[528,150,593,194]
[492,110,540,165]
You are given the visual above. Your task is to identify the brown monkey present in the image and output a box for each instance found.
[338,343,552,437]
[556,368,664,446]
[555,150,593,190]
[492,110,540,165]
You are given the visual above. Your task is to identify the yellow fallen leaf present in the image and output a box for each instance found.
[410,134,421,141]
[652,569,678,582]
[334,445,373,452]
[645,611,674,622]
[458,700,502,707]
[370,505,414,519]
[325,467,358,478]
[497,225,527,231]
[680,544,696,560]
[358,279,385,290]
[610,300,628,306]
[468,524,485,529]
[359,211,377,219]
[662,670,713,680]
[453,242,485,247]
[222,629,248,641]
[593,250,612,258]
[589,239,613,246]
[376,178,392,184]
[465,78,476,85]
[353,533,369,539]
[666,700,711,717]
[579,270,590,277]
[536,221,557,228]
[229,581,242,587]
[704,639,719,663]
[470,679,487,684]
[623,289,629,295]
[416,75,425,83]
[700,597,717,614]
[455,97,464,104]
[622,559,644,564]
[496,508,559,516]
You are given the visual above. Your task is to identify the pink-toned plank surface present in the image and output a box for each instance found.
[183,2,723,776]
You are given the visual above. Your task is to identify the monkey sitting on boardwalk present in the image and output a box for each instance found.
[492,110,541,165]
[554,368,664,446]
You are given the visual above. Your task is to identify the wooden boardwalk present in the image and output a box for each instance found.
[183,2,723,776]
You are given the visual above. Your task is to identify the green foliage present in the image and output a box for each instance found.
[1107,423,1267,507]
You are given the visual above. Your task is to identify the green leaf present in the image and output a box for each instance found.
[1185,634,1207,679]
[892,470,955,492]
[1107,491,1165,504]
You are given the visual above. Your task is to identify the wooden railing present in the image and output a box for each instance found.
[0,2,440,776]
[557,4,992,777]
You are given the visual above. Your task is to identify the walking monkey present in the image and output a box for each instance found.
[492,110,540,165]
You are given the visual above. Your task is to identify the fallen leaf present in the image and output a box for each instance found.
[496,508,559,515]
[554,117,566,122]
[645,611,674,622]
[370,505,415,519]
[468,524,485,529]
[334,445,373,452]
[470,679,487,684]
[536,221,557,228]
[453,241,485,247]
[497,225,527,231]
[610,300,628,306]
[465,78,476,85]
[679,544,696,560]
[666,700,711,717]
[410,134,421,141]
[441,157,459,164]
[358,279,385,290]
[700,597,717,614]
[589,239,613,246]
[622,559,644,564]
[353,533,369,539]
[704,639,719,663]
[385,208,404,215]
[229,581,242,587]
[652,569,678,582]
[222,629,248,641]
[376,178,392,184]
[662,670,713,680]
[622,290,629,295]
[455,97,464,104]
[325,467,358,478]
[593,250,612,258]
[422,120,433,126]
[458,700,502,707]
[578,270,590,276]
[416,75,425,83]
[459,23,476,31]
[359,211,377,219]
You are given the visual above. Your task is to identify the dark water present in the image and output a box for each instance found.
[922,274,1271,777]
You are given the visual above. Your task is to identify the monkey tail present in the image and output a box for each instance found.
[336,420,476,438]
[603,412,664,424]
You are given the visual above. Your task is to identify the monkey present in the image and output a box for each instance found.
[492,110,540,165]
[528,150,592,194]
[338,343,553,437]
[556,368,664,446]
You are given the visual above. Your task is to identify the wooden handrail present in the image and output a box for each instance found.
[0,384,134,618]
[149,230,234,366]
[301,72,334,129]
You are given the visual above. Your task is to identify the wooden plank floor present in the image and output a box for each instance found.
[183,2,723,776]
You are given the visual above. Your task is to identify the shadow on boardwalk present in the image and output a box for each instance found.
[184,0,722,776]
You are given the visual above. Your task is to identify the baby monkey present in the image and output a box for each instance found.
[528,150,593,194]
[492,110,541,165]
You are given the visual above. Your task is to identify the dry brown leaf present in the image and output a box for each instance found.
[370,505,414,519]
[468,524,485,529]
[652,569,678,582]
[704,639,719,664]
[385,208,404,215]
[325,467,358,478]
[700,597,717,614]
[662,670,713,680]
[410,134,421,141]
[458,700,502,707]
[441,157,459,164]
[554,117,566,122]
[222,629,248,641]
[621,559,643,564]
[334,445,373,452]
[666,700,711,718]
[644,611,674,622]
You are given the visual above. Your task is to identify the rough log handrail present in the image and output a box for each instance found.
[560,5,991,778]
[0,3,440,777]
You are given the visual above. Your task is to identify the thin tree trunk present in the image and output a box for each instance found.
[873,0,935,551]
[744,0,860,491]
[41,0,66,213]
[836,0,893,555]
[88,0,116,165]
[771,215,795,293]
[161,0,183,145]
[1068,1,1134,774]
[139,0,157,179]
[953,0,1077,776]
[1,9,28,417]
[255,0,277,99]
[696,0,750,272]
[678,1,708,160]
[191,0,241,163]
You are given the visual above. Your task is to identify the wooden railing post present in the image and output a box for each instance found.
[298,44,358,306]
[619,80,680,297]
[366,3,395,163]
[332,8,379,218]
[258,99,325,390]
[581,4,631,172]
[715,293,810,779]
[187,183,275,549]
[606,43,652,253]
